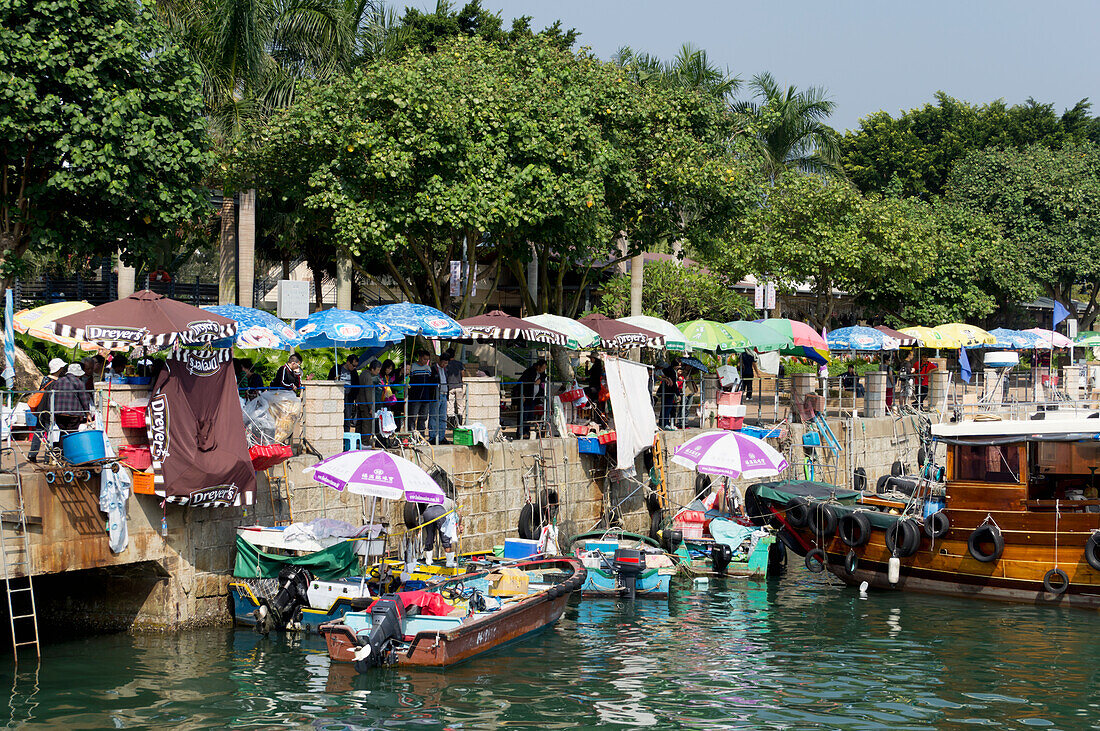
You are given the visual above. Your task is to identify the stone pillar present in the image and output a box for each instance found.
[336,254,352,311]
[864,371,886,417]
[218,195,237,306]
[982,368,1000,402]
[237,189,256,308]
[301,381,345,458]
[929,370,949,409]
[117,250,136,299]
[463,376,501,436]
[1063,365,1082,401]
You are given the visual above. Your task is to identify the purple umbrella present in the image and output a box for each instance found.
[305,450,445,504]
[671,431,789,479]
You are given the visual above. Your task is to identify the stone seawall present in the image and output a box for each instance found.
[23,381,928,632]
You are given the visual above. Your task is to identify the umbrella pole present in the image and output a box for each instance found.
[366,495,377,568]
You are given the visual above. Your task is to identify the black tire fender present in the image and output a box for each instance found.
[1043,567,1069,596]
[786,497,810,529]
[1086,532,1100,572]
[924,510,950,539]
[804,548,826,573]
[809,502,838,539]
[518,503,536,540]
[839,511,872,547]
[968,524,1004,563]
[885,519,921,558]
[844,549,859,574]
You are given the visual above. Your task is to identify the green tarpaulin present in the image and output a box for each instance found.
[233,535,360,580]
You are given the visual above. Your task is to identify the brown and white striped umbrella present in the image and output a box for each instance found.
[875,325,918,347]
[579,313,665,349]
[457,310,569,347]
[49,290,237,350]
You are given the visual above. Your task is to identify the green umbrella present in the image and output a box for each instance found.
[1075,330,1100,347]
[618,315,689,351]
[724,320,792,352]
[677,319,750,352]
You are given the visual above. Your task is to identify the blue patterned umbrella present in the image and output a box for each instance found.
[295,309,402,349]
[368,302,463,338]
[981,327,1044,350]
[826,326,899,351]
[203,305,303,351]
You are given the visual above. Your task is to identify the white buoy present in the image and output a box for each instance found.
[888,557,901,584]
[694,576,709,589]
[859,581,869,597]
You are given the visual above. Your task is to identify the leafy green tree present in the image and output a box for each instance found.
[723,174,931,328]
[613,43,739,101]
[857,201,1037,325]
[841,93,1100,199]
[946,143,1100,328]
[396,0,577,55]
[239,36,755,317]
[0,0,213,285]
[732,72,843,180]
[596,259,751,323]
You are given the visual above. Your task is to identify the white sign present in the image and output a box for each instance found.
[468,262,477,296]
[276,280,309,320]
[449,261,462,298]
[754,285,764,310]
[765,282,776,310]
[1068,318,1079,338]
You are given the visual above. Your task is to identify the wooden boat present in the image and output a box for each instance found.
[670,498,777,578]
[569,530,677,599]
[750,417,1100,608]
[320,557,586,669]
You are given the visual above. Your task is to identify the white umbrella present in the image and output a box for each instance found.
[523,314,600,350]
[672,430,789,479]
[618,315,690,351]
[305,450,445,504]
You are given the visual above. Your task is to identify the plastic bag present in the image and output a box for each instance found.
[243,390,302,443]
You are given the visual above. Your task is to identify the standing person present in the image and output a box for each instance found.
[740,350,757,400]
[444,348,465,428]
[407,351,436,437]
[428,353,450,445]
[271,353,303,395]
[841,364,865,397]
[27,358,66,463]
[379,359,401,427]
[360,359,382,438]
[517,359,547,439]
[328,353,361,432]
[47,363,92,433]
[915,358,937,408]
[235,358,264,400]
[656,363,680,429]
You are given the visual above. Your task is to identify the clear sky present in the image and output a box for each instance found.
[413,0,1100,132]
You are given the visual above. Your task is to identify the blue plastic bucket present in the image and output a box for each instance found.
[61,430,106,465]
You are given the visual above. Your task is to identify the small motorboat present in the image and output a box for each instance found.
[569,530,678,599]
[670,500,776,578]
[320,557,586,670]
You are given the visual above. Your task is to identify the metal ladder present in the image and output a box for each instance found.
[0,447,39,662]
[264,461,294,526]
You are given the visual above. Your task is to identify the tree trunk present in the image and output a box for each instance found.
[629,254,644,316]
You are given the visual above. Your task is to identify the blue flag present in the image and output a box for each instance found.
[959,347,972,384]
[1053,300,1070,328]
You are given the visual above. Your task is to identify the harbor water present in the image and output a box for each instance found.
[5,567,1099,729]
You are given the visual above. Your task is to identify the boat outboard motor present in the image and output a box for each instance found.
[613,548,647,601]
[352,594,407,671]
[662,529,683,554]
[711,544,734,576]
[255,566,312,634]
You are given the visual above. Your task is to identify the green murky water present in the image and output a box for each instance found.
[3,568,1098,729]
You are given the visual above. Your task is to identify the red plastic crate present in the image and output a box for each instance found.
[118,444,152,470]
[119,405,147,429]
[597,431,617,445]
[250,443,293,471]
[717,415,744,431]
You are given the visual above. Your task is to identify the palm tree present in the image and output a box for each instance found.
[614,43,739,102]
[733,72,843,181]
[157,0,399,141]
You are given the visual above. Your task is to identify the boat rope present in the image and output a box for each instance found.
[1054,499,1061,570]
[379,508,456,540]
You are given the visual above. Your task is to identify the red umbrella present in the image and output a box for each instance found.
[579,313,664,349]
[50,290,237,349]
[457,310,569,346]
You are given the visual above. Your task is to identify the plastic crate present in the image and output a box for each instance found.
[717,415,744,431]
[567,424,591,436]
[597,431,617,445]
[741,425,782,440]
[578,436,605,455]
[453,427,475,446]
[119,405,147,429]
[132,470,155,495]
[118,444,152,470]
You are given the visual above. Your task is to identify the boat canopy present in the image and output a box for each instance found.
[931,419,1100,445]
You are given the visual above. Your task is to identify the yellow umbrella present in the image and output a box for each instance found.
[932,323,996,349]
[898,326,948,348]
[13,301,100,351]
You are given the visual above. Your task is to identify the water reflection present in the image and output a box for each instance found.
[0,570,1098,728]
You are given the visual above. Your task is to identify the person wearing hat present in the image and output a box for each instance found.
[27,358,66,463]
[45,363,93,433]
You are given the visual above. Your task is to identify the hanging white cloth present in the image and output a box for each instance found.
[603,355,657,475]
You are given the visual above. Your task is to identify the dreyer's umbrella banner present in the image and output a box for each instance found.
[147,350,256,507]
